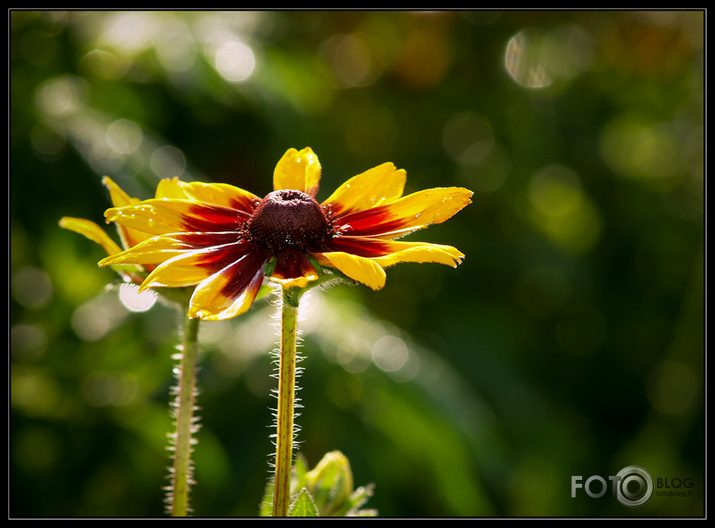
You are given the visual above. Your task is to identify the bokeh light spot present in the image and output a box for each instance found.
[71,291,129,342]
[154,17,197,73]
[30,120,67,158]
[11,365,62,417]
[600,116,683,185]
[79,49,125,80]
[151,145,187,179]
[118,283,157,313]
[372,335,409,373]
[34,75,88,118]
[443,112,495,165]
[327,33,382,87]
[12,266,53,309]
[101,11,154,54]
[529,165,582,218]
[82,371,139,407]
[214,40,256,83]
[505,30,553,88]
[527,165,601,254]
[106,119,143,155]
[19,28,57,66]
[11,323,49,362]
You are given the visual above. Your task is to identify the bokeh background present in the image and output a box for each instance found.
[10,10,704,518]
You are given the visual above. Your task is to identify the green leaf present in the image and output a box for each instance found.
[258,479,274,517]
[292,453,309,492]
[289,488,319,517]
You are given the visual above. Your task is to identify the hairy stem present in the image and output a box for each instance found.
[273,288,300,517]
[168,312,201,517]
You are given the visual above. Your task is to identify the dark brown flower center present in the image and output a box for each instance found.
[246,189,331,255]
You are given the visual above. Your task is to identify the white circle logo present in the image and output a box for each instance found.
[615,466,654,507]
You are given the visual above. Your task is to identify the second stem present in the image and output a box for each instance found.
[171,312,200,517]
[273,287,300,517]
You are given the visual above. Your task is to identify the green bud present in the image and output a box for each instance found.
[305,451,354,516]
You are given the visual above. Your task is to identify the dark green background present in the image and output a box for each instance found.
[10,10,704,517]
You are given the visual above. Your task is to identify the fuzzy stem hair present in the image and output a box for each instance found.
[271,287,301,516]
[165,312,201,516]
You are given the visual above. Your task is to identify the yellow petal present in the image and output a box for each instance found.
[270,264,319,289]
[104,201,186,236]
[99,231,243,268]
[104,199,243,236]
[273,147,321,197]
[101,176,152,248]
[336,187,473,238]
[269,250,320,289]
[419,188,473,225]
[102,176,139,208]
[98,235,194,268]
[382,187,473,228]
[369,241,465,268]
[154,177,183,200]
[313,251,386,290]
[138,251,218,290]
[156,177,259,212]
[188,257,266,320]
[270,273,316,289]
[322,162,406,216]
[100,233,251,288]
[59,217,123,256]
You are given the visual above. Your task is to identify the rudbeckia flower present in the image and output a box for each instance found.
[99,147,472,321]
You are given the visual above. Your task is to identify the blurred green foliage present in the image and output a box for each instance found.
[10,10,704,518]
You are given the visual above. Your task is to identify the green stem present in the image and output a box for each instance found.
[169,311,201,517]
[273,287,300,517]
